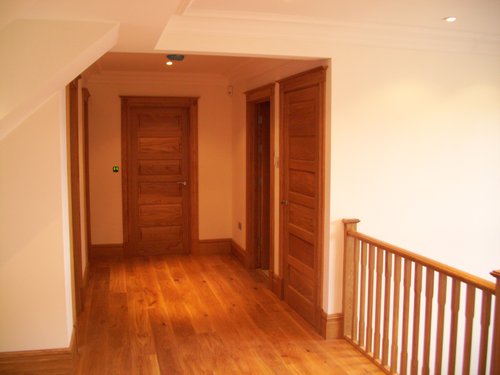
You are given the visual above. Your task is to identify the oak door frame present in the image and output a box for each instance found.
[82,88,92,269]
[121,96,199,256]
[279,67,327,332]
[245,84,276,286]
[68,78,84,315]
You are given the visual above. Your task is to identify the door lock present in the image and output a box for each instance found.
[280,200,289,206]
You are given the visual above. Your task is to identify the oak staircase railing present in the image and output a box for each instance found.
[343,219,500,375]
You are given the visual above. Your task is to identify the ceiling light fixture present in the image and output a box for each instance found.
[165,54,184,67]
[443,16,457,23]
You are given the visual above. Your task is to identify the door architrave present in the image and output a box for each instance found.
[68,78,83,315]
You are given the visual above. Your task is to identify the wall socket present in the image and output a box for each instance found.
[238,222,242,230]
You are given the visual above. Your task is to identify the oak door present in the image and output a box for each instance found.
[124,98,193,256]
[280,68,326,330]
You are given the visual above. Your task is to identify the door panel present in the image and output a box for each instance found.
[138,160,181,175]
[138,137,181,154]
[127,103,190,255]
[289,170,315,196]
[289,234,315,268]
[281,68,325,330]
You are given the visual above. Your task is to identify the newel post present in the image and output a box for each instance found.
[491,270,500,375]
[342,219,360,340]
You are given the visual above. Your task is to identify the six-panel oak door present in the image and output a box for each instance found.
[280,68,326,330]
[123,97,195,256]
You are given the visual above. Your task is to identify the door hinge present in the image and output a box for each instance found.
[258,144,263,153]
[258,114,263,125]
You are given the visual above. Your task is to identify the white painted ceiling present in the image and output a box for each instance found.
[187,0,500,34]
[1,0,499,53]
[88,52,305,78]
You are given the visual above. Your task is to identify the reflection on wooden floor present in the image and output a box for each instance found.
[75,254,383,374]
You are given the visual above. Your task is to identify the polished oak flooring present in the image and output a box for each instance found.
[75,254,383,374]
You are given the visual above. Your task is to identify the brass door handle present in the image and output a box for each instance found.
[177,181,187,186]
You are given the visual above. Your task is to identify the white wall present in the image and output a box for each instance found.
[328,46,500,312]
[0,91,73,351]
[0,16,118,353]
[85,72,233,244]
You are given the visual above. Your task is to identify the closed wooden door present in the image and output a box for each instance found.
[280,68,326,330]
[123,97,196,256]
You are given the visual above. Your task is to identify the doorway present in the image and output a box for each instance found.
[246,84,275,286]
[255,100,271,271]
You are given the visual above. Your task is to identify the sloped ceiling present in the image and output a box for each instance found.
[0,0,179,52]
[0,19,118,139]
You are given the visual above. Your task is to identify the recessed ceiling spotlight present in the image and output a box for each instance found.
[443,16,457,23]
[165,54,184,66]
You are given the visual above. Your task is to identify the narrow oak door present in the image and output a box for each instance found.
[124,98,193,255]
[280,68,326,330]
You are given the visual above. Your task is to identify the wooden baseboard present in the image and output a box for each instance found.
[0,330,76,375]
[196,239,232,255]
[272,273,284,299]
[320,312,344,339]
[89,243,124,260]
[230,240,245,265]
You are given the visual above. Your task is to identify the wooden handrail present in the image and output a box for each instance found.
[347,230,495,292]
[342,219,499,375]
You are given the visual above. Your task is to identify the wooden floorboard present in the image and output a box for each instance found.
[75,254,383,375]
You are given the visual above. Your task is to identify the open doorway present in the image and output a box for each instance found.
[255,100,271,272]
[245,84,275,286]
